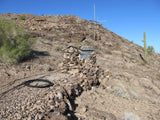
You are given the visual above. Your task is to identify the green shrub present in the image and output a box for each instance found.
[19,15,26,20]
[0,17,35,64]
[121,37,125,42]
[77,41,82,45]
[116,42,120,46]
[55,45,63,51]
[147,46,155,55]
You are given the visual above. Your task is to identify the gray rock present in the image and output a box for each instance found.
[79,106,87,114]
[129,90,138,99]
[111,86,129,99]
[57,91,63,99]
[111,50,122,56]
[43,64,51,71]
[88,108,117,120]
[122,112,140,120]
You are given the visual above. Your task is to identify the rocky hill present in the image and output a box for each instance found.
[0,13,160,120]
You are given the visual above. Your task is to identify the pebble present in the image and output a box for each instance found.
[57,91,63,99]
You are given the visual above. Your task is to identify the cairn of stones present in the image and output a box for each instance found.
[62,46,80,73]
[62,46,103,90]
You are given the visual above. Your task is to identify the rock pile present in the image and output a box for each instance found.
[62,46,80,73]
[62,46,104,90]
[78,53,101,90]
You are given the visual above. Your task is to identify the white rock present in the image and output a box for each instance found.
[122,112,140,120]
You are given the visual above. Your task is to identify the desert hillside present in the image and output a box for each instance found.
[0,13,160,120]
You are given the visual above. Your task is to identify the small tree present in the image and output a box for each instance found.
[0,17,35,64]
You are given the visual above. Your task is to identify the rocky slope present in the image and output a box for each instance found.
[0,13,160,120]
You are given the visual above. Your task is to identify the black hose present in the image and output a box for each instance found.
[0,79,53,99]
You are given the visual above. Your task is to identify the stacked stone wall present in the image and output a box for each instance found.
[62,46,103,90]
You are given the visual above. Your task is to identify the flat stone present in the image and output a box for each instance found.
[122,112,140,120]
[80,46,94,51]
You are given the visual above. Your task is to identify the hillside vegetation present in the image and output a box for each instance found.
[0,17,35,64]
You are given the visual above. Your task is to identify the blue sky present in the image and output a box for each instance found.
[0,0,160,53]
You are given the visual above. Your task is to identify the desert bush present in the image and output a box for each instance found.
[77,41,83,45]
[19,14,26,20]
[121,37,125,42]
[0,17,35,64]
[147,46,155,55]
[55,45,63,51]
[116,42,121,46]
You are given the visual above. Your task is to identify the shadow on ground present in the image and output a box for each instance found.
[31,50,50,58]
